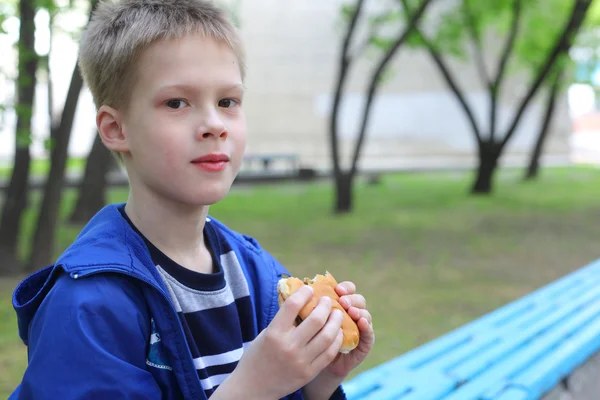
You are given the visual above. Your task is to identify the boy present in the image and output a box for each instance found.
[10,0,374,399]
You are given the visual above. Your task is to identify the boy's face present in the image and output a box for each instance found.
[101,34,246,207]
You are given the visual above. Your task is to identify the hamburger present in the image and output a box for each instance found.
[277,271,360,354]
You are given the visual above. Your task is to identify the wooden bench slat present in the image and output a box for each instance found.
[441,298,600,399]
[491,387,529,400]
[357,371,455,400]
[449,281,600,381]
[398,372,457,400]
[505,312,600,399]
[365,262,600,376]
[343,259,600,400]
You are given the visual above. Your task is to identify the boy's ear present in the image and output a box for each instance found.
[97,105,129,153]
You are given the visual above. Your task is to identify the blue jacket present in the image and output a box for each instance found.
[10,204,347,400]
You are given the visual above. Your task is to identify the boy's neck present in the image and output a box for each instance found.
[124,193,214,275]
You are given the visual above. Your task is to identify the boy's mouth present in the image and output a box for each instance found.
[191,153,230,172]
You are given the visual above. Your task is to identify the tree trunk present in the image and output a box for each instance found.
[334,172,353,214]
[472,141,502,194]
[68,133,113,224]
[329,0,366,215]
[28,65,83,270]
[525,72,562,181]
[27,0,98,270]
[0,0,38,275]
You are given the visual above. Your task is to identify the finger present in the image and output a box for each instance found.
[295,295,333,343]
[356,317,375,353]
[310,318,344,370]
[272,285,314,330]
[335,281,356,296]
[306,308,344,362]
[347,306,372,324]
[339,294,366,310]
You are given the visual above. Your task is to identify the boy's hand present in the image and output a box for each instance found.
[326,280,374,377]
[223,285,345,399]
[303,281,375,400]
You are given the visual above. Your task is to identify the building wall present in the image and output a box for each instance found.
[0,0,572,171]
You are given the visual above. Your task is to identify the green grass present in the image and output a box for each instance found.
[2,166,600,397]
[0,157,86,179]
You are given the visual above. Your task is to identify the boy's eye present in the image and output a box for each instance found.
[166,99,187,109]
[218,98,238,108]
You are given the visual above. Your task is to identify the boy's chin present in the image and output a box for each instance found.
[188,186,233,206]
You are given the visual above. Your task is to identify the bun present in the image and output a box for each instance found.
[277,271,360,354]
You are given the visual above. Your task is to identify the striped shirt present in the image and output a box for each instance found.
[120,209,256,397]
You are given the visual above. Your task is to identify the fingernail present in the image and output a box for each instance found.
[334,309,343,319]
[338,286,347,295]
[341,297,351,308]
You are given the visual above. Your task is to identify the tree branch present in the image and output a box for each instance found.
[501,0,592,148]
[329,0,367,177]
[405,0,483,146]
[350,23,380,62]
[462,0,491,89]
[494,0,522,91]
[489,0,522,140]
[348,0,435,178]
[525,68,562,179]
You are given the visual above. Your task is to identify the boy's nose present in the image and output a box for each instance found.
[196,114,228,140]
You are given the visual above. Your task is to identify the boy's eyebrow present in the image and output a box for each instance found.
[155,82,246,94]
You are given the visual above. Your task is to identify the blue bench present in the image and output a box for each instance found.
[342,259,600,400]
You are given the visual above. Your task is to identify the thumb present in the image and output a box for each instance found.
[272,285,314,330]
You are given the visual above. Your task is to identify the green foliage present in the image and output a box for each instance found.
[340,2,358,23]
[16,129,32,147]
[369,35,397,51]
[367,9,402,27]
[0,12,8,35]
[511,0,573,83]
[215,0,242,28]
[36,0,58,15]
[14,104,32,122]
[43,137,55,152]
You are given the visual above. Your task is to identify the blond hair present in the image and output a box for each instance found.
[78,0,245,111]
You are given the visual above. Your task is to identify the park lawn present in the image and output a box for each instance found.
[0,157,86,179]
[1,166,600,397]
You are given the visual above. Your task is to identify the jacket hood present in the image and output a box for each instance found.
[12,203,164,345]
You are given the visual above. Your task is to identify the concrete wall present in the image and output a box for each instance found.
[0,0,573,171]
[238,0,572,171]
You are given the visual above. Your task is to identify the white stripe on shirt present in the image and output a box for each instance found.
[193,342,251,370]
[200,373,230,391]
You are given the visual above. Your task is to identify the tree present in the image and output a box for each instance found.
[68,133,115,224]
[523,2,600,180]
[0,0,38,274]
[28,0,98,270]
[330,0,434,213]
[524,69,563,180]
[403,0,592,194]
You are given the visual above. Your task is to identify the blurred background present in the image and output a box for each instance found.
[1,0,600,397]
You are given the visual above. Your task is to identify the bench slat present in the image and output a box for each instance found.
[492,387,529,400]
[442,298,600,399]
[343,259,600,399]
[505,312,600,398]
[366,262,600,374]
[450,282,600,381]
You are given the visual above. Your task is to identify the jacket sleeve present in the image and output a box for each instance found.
[11,273,162,400]
[330,385,348,400]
